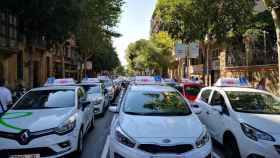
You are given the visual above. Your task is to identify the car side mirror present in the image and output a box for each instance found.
[109,106,119,113]
[192,104,202,114]
[212,105,223,115]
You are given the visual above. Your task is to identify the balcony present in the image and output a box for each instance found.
[226,47,277,67]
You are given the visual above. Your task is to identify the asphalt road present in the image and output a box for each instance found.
[76,91,226,158]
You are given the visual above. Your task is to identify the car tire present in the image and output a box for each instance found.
[100,103,105,117]
[76,129,84,155]
[224,136,241,158]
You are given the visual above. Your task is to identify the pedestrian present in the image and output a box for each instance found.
[256,78,267,91]
[0,78,12,114]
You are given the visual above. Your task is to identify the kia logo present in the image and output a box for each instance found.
[162,139,171,143]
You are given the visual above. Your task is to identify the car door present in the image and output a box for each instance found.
[207,90,228,139]
[196,89,213,126]
[78,88,91,130]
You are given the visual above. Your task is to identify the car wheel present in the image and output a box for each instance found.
[100,103,105,117]
[76,129,84,155]
[224,136,241,158]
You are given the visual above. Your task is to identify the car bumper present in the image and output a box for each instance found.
[0,130,78,158]
[238,135,280,158]
[109,137,212,158]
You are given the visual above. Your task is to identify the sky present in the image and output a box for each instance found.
[113,0,157,66]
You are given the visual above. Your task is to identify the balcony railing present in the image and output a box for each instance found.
[226,47,277,67]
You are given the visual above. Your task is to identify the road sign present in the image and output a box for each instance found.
[188,42,199,58]
[175,43,186,58]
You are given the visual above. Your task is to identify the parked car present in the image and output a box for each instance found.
[195,78,280,158]
[98,76,116,102]
[109,83,212,158]
[0,85,94,158]
[79,80,109,116]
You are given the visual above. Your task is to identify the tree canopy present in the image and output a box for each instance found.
[126,31,174,76]
[153,0,255,43]
[1,0,124,72]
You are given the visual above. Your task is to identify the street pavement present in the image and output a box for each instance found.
[73,91,225,158]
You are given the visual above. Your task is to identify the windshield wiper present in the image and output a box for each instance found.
[125,112,147,115]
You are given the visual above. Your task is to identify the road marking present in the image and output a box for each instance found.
[213,151,221,158]
[101,135,110,158]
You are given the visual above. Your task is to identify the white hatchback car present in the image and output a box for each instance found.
[0,86,94,158]
[109,84,212,158]
[79,82,110,116]
[196,85,280,158]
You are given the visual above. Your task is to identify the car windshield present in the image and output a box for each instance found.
[226,91,280,114]
[13,90,75,109]
[103,80,112,87]
[80,84,98,93]
[87,86,101,94]
[123,91,191,116]
[165,82,177,88]
[184,86,201,96]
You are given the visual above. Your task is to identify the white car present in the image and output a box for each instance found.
[79,82,109,116]
[102,79,115,101]
[109,84,212,158]
[195,82,280,158]
[0,86,95,158]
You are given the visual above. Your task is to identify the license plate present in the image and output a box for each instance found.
[152,155,184,158]
[9,154,40,158]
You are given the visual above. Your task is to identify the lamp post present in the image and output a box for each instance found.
[204,34,210,86]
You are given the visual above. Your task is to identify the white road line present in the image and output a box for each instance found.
[101,135,110,158]
[212,152,221,158]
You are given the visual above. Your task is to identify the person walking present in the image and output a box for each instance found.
[256,78,267,91]
[0,78,12,114]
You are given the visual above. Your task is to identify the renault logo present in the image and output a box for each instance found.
[19,130,30,145]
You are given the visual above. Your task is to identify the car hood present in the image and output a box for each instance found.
[0,108,74,133]
[119,114,203,138]
[237,112,280,134]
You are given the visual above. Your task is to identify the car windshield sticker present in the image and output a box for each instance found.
[0,112,32,133]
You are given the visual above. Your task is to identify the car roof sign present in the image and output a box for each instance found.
[134,76,162,85]
[45,78,76,86]
[214,77,251,87]
[81,78,100,83]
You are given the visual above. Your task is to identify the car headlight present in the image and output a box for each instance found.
[55,113,77,135]
[115,125,136,148]
[241,123,275,142]
[196,126,210,148]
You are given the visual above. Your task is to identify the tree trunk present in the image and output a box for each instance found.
[271,7,280,94]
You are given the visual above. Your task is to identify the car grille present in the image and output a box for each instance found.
[274,145,280,154]
[0,147,57,158]
[138,144,193,154]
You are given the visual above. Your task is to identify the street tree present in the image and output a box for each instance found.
[153,0,255,82]
[261,0,280,93]
[151,31,174,77]
[125,32,174,77]
[75,0,124,77]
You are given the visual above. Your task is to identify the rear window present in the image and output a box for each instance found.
[13,90,75,109]
[184,86,201,96]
